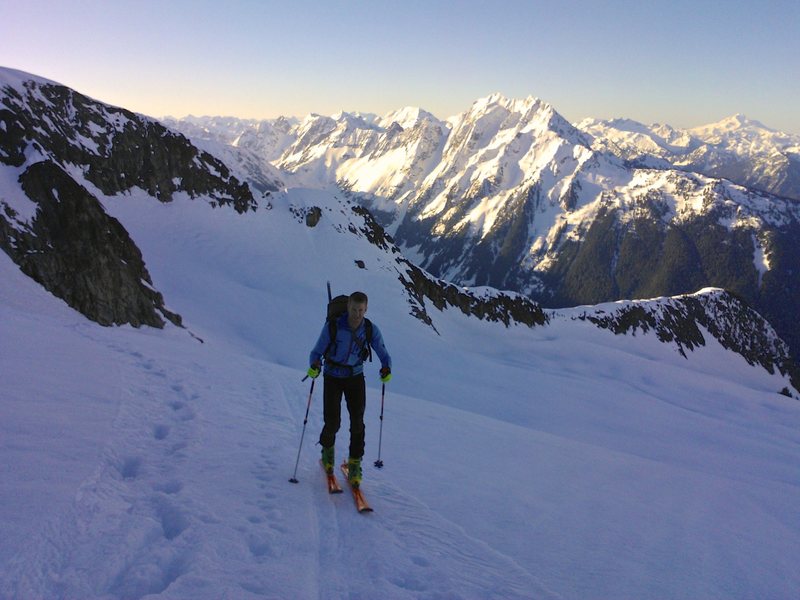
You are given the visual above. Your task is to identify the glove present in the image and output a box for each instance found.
[307,362,321,379]
[380,367,392,383]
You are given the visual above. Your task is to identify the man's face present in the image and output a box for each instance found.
[347,300,367,327]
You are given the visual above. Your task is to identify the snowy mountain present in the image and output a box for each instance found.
[160,115,289,195]
[579,114,800,201]
[166,95,800,363]
[2,66,796,386]
[2,67,800,598]
[161,114,299,161]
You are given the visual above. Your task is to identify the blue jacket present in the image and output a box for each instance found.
[310,314,392,378]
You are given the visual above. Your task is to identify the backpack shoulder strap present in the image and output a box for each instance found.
[324,316,339,358]
[364,318,373,341]
[364,318,373,362]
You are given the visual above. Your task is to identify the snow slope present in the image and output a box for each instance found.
[2,183,800,599]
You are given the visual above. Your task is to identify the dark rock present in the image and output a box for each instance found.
[581,290,799,393]
[305,206,322,227]
[399,259,548,329]
[0,161,180,327]
[1,78,255,213]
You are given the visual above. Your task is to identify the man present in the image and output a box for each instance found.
[307,291,392,488]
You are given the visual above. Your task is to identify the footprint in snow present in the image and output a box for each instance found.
[153,424,171,440]
[247,534,274,558]
[153,480,183,495]
[153,496,190,540]
[117,456,142,480]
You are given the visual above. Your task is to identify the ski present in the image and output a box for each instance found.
[340,463,373,513]
[321,460,343,494]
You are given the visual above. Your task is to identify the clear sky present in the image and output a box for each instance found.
[2,0,798,133]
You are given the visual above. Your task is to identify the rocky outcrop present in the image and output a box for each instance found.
[0,161,180,327]
[350,201,547,330]
[0,69,266,329]
[399,260,548,331]
[288,205,323,227]
[0,78,255,212]
[570,289,799,394]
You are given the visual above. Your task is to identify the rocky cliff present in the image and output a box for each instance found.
[562,289,800,394]
[0,68,257,328]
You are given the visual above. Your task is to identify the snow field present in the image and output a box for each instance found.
[1,182,799,599]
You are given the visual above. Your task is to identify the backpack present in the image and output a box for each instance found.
[324,293,373,363]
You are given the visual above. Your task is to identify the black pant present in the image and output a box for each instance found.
[319,374,366,459]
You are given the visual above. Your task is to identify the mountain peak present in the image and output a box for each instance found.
[474,92,511,107]
[690,113,775,136]
[724,113,766,128]
[331,110,379,127]
[0,66,62,91]
[469,93,549,116]
[379,106,440,130]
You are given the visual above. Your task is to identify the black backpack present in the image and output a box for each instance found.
[324,291,373,364]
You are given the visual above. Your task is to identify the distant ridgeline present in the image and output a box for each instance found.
[579,115,800,202]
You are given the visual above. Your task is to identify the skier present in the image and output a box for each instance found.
[307,291,392,488]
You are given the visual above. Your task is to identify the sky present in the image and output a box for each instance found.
[1,0,799,133]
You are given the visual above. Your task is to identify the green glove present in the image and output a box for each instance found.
[380,367,392,383]
[307,364,321,379]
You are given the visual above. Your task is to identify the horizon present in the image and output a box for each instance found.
[1,0,799,134]
[2,63,793,136]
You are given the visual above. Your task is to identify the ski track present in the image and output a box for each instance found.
[7,321,789,599]
[306,469,560,600]
[1,326,560,599]
[279,375,559,599]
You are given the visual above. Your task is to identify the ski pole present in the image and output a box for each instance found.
[374,383,386,468]
[289,378,316,483]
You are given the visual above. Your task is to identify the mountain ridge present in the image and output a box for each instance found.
[163,91,800,365]
[2,66,798,391]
